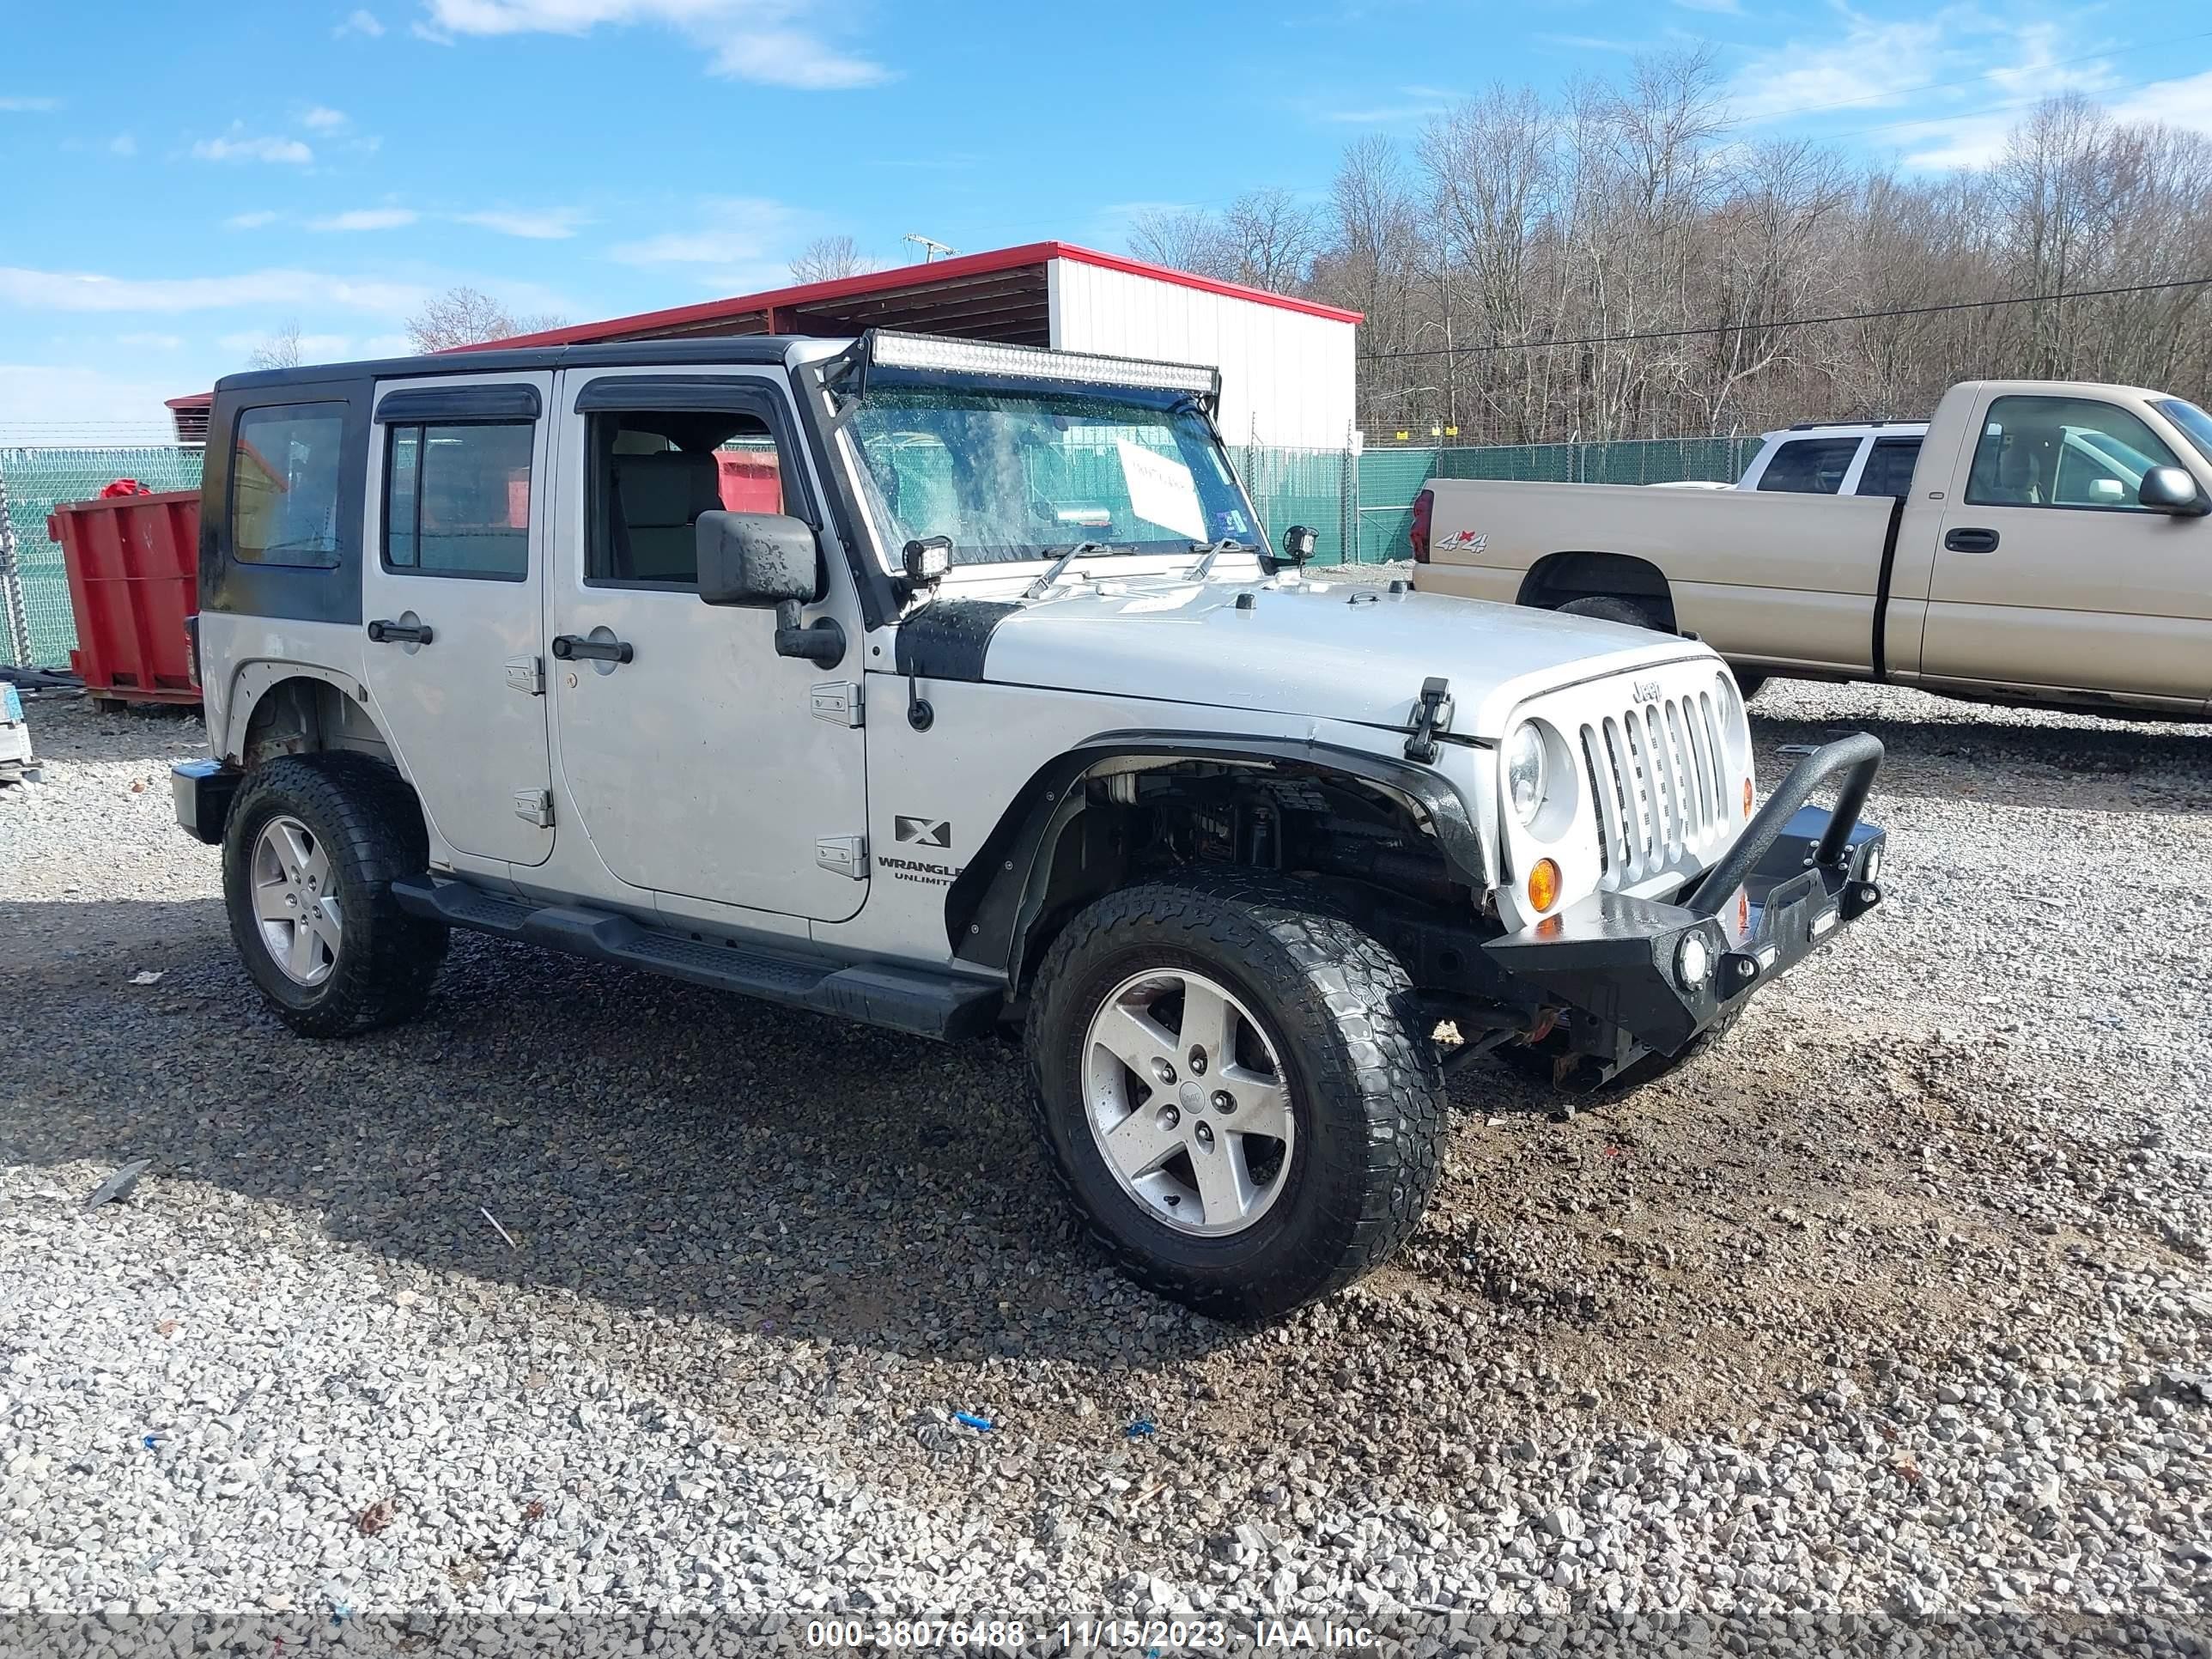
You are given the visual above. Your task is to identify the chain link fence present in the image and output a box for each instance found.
[1352,434,1764,563]
[0,433,1765,666]
[0,447,206,668]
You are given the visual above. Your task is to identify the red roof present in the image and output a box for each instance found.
[167,241,1359,432]
[467,241,1362,350]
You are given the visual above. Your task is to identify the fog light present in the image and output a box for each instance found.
[1527,857,1561,913]
[1676,933,1712,989]
[1863,842,1882,882]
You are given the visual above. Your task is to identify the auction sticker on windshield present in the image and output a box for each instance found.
[1115,439,1206,540]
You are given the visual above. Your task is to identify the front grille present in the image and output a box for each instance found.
[1580,690,1732,888]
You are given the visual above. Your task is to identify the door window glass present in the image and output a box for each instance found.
[1755,437,1860,494]
[1855,437,1923,500]
[232,403,346,566]
[1966,396,2185,511]
[587,410,788,587]
[2153,398,2212,466]
[382,422,533,579]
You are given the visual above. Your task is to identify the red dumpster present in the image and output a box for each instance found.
[46,489,202,706]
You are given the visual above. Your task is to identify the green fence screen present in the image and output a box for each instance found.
[1,447,206,668]
[0,434,1761,666]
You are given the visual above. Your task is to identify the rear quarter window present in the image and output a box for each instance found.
[231,404,348,567]
[1756,437,1861,495]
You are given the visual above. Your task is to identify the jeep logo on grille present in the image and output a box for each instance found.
[1631,679,1662,704]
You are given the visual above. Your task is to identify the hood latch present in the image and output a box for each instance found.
[1403,677,1453,763]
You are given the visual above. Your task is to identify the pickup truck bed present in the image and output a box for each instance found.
[1412,379,2212,717]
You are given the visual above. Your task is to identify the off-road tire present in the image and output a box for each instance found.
[1558,593,1662,631]
[1495,1004,1745,1094]
[222,753,447,1037]
[1025,872,1446,1322]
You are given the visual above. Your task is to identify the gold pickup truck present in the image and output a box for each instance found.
[1410,380,2212,718]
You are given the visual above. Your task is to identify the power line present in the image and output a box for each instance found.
[1356,275,2212,362]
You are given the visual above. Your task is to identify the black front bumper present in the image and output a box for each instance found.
[1483,733,1887,1067]
[173,758,242,846]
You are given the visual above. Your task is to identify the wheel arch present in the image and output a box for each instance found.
[1516,550,1678,629]
[223,664,395,771]
[945,732,1493,993]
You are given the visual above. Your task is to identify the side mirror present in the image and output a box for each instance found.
[1280,524,1318,566]
[2138,466,2209,516]
[696,510,823,607]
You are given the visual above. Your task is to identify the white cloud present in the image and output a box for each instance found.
[225,210,281,229]
[418,0,887,89]
[2113,67,2212,140]
[108,132,137,156]
[114,331,186,350]
[1730,13,1948,124]
[453,205,590,239]
[0,364,189,435]
[308,207,420,231]
[337,9,386,35]
[608,196,801,266]
[191,129,315,165]
[301,106,349,131]
[0,266,429,317]
[0,96,62,112]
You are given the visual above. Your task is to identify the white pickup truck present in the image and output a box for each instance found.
[1652,420,1929,498]
[1412,380,2212,717]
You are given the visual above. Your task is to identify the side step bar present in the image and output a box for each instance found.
[391,875,1004,1042]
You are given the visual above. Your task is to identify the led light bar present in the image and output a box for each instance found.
[865,330,1221,398]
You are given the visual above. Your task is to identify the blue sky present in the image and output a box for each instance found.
[3,0,2209,434]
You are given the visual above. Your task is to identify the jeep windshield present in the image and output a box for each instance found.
[846,383,1259,568]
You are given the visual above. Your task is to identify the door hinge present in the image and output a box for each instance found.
[810,680,863,727]
[505,654,545,696]
[513,788,555,828]
[815,834,866,879]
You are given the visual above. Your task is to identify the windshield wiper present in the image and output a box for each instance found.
[1186,538,1255,581]
[1025,541,1114,599]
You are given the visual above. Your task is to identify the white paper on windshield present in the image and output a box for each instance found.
[1115,441,1206,542]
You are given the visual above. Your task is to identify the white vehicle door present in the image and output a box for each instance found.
[359,373,556,866]
[544,367,869,923]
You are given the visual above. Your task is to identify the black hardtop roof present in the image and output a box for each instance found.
[212,334,806,397]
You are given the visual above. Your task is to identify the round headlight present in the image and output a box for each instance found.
[1506,723,1547,825]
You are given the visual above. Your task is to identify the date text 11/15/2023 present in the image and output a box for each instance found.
[802,1616,1379,1650]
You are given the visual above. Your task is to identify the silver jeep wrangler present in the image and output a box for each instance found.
[174,330,1887,1320]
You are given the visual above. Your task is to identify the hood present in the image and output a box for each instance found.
[894,573,1717,742]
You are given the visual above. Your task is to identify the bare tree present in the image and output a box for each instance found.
[404,286,568,353]
[1128,208,1236,279]
[247,319,304,370]
[789,234,875,283]
[1222,188,1323,294]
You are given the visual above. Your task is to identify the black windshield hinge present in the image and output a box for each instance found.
[1403,677,1453,763]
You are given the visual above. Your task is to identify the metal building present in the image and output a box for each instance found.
[167,242,1359,450]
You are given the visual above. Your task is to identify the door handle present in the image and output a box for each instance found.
[1944,527,2000,554]
[550,634,635,665]
[366,618,434,645]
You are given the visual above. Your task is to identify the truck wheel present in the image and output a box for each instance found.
[222,753,447,1038]
[1024,874,1446,1322]
[1558,594,1662,631]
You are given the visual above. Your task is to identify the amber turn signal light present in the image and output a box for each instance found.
[1742,777,1754,818]
[1527,857,1561,913]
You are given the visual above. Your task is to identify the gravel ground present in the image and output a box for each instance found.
[1,678,2208,1656]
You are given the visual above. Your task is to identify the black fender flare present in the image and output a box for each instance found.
[945,730,1492,983]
